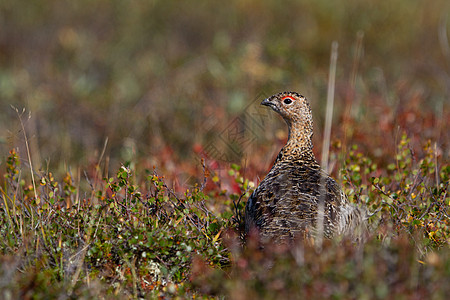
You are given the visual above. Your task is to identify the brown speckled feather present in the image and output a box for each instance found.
[245,92,367,243]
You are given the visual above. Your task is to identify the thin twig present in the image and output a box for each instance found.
[98,137,109,168]
[372,183,399,214]
[322,41,339,174]
[316,41,338,248]
[199,158,208,192]
[434,142,439,190]
[13,106,38,202]
[152,170,204,233]
[232,188,249,238]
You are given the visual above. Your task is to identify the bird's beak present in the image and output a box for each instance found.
[261,98,272,107]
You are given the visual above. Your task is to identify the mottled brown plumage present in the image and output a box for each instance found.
[245,92,367,243]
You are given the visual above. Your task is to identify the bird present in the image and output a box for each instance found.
[244,91,367,244]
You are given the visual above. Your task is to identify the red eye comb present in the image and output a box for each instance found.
[281,96,295,101]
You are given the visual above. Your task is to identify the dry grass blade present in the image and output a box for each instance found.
[11,106,38,203]
[316,41,338,248]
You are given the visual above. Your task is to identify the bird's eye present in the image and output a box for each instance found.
[282,97,294,104]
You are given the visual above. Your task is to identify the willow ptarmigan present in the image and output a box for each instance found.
[244,91,367,243]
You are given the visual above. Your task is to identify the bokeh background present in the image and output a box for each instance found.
[1,1,449,298]
[1,0,449,181]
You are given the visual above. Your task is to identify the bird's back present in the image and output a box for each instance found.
[245,158,344,242]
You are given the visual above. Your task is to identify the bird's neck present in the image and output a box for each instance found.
[276,120,316,163]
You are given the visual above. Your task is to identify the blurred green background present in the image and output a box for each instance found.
[1,0,449,175]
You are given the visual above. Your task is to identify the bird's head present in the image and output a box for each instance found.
[261,92,312,128]
[261,91,315,155]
